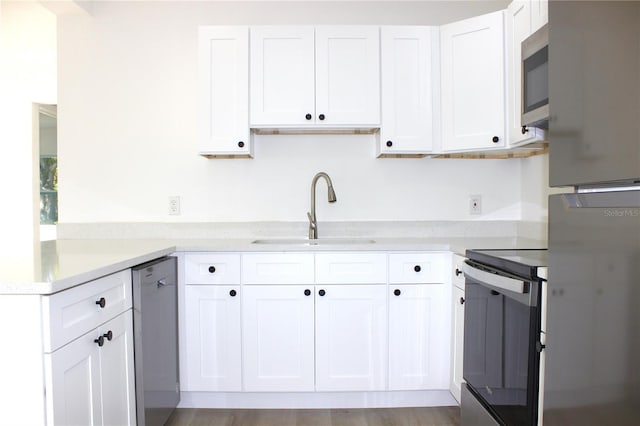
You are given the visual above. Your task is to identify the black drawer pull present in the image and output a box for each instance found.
[95,297,106,309]
[460,297,465,305]
[455,268,462,277]
[208,266,216,274]
[304,289,311,296]
[394,289,401,296]
[94,336,105,347]
[319,289,326,296]
[229,289,237,297]
[103,330,113,341]
[414,265,421,273]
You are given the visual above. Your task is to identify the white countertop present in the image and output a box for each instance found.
[0,237,546,295]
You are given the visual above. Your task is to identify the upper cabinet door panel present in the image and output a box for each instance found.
[199,26,251,157]
[315,26,381,126]
[379,26,437,156]
[440,11,506,152]
[530,0,549,33]
[250,26,315,126]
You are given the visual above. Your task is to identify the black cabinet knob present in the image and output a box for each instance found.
[394,289,401,296]
[208,266,216,274]
[521,126,529,134]
[460,297,465,305]
[229,289,237,297]
[95,297,106,309]
[386,140,393,147]
[238,141,245,148]
[305,113,312,120]
[304,289,311,296]
[492,136,500,143]
[94,336,105,347]
[318,114,325,121]
[414,265,421,273]
[455,268,462,277]
[103,330,113,341]
[319,289,326,296]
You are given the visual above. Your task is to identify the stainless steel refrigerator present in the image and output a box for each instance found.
[545,1,640,425]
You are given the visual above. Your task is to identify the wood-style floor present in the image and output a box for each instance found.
[165,407,460,426]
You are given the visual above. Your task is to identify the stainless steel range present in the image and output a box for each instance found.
[461,249,548,426]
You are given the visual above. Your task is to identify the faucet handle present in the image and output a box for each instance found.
[307,212,316,228]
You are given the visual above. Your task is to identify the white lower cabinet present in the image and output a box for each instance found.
[451,285,466,402]
[242,285,315,391]
[184,285,242,391]
[45,310,136,426]
[315,284,388,391]
[180,250,454,399]
[388,284,450,390]
[450,254,466,403]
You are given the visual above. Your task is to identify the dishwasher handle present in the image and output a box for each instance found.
[462,262,525,294]
[156,278,174,288]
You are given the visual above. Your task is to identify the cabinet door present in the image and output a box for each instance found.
[389,284,450,390]
[185,285,241,391]
[199,26,251,157]
[530,0,548,33]
[242,285,315,391]
[506,1,545,147]
[450,285,465,403]
[99,310,136,426]
[379,26,436,156]
[440,11,506,152]
[45,330,102,426]
[249,26,315,126]
[315,26,381,126]
[315,285,387,391]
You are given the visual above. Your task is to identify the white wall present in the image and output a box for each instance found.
[57,0,547,225]
[0,1,56,263]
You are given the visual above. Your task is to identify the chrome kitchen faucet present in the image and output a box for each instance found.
[307,172,336,240]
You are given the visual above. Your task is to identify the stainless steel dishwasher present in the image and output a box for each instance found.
[132,257,179,426]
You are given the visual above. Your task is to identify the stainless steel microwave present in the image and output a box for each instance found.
[522,24,549,129]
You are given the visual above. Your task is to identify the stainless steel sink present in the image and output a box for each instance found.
[251,238,376,245]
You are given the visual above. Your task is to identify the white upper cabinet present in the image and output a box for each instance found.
[249,26,315,127]
[440,11,506,152]
[314,26,380,126]
[379,27,438,157]
[506,1,545,147]
[199,26,252,157]
[250,26,380,129]
[530,0,549,33]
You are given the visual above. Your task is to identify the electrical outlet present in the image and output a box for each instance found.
[469,195,482,215]
[168,196,180,215]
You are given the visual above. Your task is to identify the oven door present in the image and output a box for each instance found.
[462,261,541,426]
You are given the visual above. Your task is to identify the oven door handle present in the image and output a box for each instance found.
[462,262,525,294]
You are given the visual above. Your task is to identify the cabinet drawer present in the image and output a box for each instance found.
[315,252,386,284]
[242,253,314,284]
[185,253,241,284]
[43,269,132,353]
[389,252,448,284]
[452,254,466,290]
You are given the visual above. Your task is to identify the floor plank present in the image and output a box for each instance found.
[166,407,460,426]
